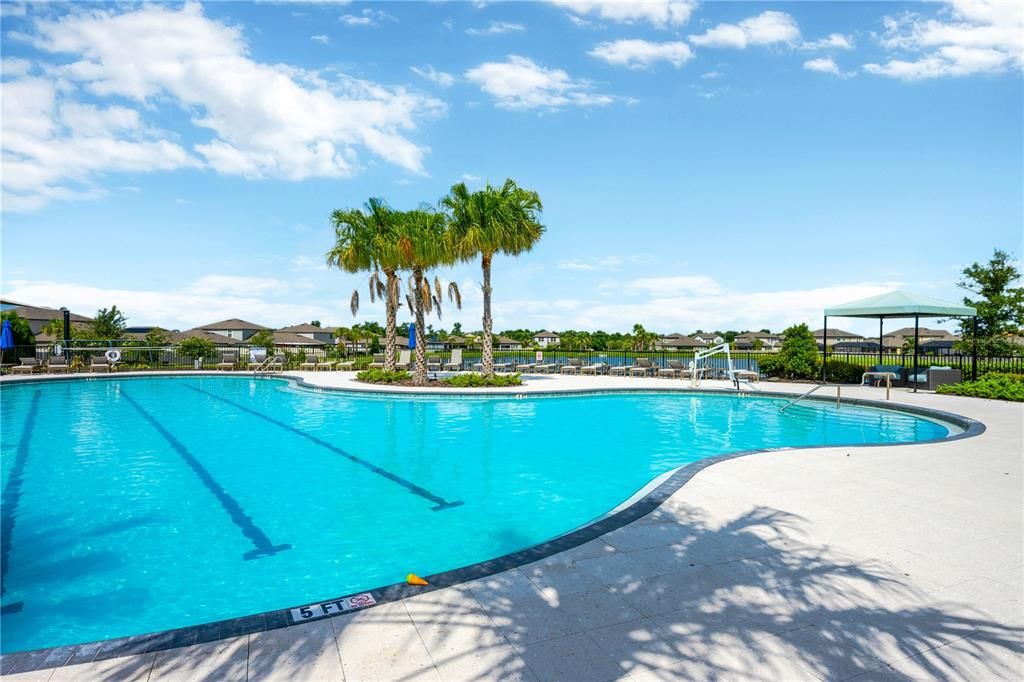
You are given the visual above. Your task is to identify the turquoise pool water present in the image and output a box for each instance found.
[0,376,950,653]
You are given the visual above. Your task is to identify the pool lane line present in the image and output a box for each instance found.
[1,390,41,613]
[119,390,291,561]
[183,385,463,512]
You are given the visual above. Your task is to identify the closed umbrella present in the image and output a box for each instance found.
[408,323,416,349]
[1,319,14,364]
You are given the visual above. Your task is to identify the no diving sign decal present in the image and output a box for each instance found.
[290,593,376,623]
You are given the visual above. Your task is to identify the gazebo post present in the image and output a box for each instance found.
[822,315,828,382]
[878,318,883,365]
[972,317,978,381]
[912,314,920,393]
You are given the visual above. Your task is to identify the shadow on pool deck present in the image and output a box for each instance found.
[16,503,1021,681]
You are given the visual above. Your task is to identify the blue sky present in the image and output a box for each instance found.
[2,0,1021,334]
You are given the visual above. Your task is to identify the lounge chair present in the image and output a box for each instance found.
[217,352,238,371]
[609,363,628,376]
[865,364,905,387]
[316,357,336,371]
[427,356,443,372]
[368,353,386,369]
[560,358,584,375]
[442,349,463,372]
[535,355,558,373]
[395,350,412,370]
[473,359,514,372]
[515,360,537,372]
[335,358,356,371]
[267,354,286,371]
[11,358,40,375]
[47,355,70,374]
[90,355,110,373]
[658,359,687,378]
[628,357,655,377]
[907,366,961,391]
[299,354,318,371]
[581,361,607,375]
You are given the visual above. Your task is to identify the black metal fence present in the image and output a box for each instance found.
[3,343,1022,378]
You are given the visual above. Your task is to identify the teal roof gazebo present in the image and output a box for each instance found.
[823,290,978,390]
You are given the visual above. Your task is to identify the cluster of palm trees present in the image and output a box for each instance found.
[326,179,545,385]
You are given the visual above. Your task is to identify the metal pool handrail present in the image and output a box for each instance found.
[779,383,843,412]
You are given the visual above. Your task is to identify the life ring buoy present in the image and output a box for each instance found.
[105,349,121,363]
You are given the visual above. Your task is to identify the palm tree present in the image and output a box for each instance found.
[443,179,544,377]
[326,198,403,371]
[393,208,462,385]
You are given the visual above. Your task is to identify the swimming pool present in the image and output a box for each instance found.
[0,376,954,653]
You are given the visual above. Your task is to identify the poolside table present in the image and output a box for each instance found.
[862,371,897,400]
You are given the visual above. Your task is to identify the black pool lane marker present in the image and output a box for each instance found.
[184,385,463,512]
[120,390,291,560]
[0,390,41,612]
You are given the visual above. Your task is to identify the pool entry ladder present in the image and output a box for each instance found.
[689,343,758,390]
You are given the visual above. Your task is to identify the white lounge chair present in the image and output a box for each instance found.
[396,350,412,370]
[299,354,318,371]
[443,349,463,371]
[560,358,584,374]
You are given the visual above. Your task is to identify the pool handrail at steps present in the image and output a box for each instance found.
[779,383,844,412]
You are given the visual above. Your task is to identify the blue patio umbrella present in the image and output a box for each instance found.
[0,319,14,351]
[408,323,416,349]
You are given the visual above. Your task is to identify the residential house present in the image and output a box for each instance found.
[832,340,882,353]
[271,331,328,348]
[533,330,560,347]
[126,329,245,346]
[881,327,959,350]
[0,299,93,335]
[196,318,269,341]
[342,338,373,353]
[278,323,334,345]
[734,331,783,350]
[692,333,725,345]
[812,328,864,349]
[655,335,707,350]
[496,336,523,350]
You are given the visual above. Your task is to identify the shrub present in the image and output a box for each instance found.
[759,324,820,379]
[443,373,523,388]
[936,373,1024,402]
[356,369,411,383]
[823,360,865,384]
[178,336,217,361]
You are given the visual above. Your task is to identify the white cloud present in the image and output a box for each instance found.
[588,39,694,69]
[558,256,622,271]
[290,255,329,272]
[459,173,481,182]
[864,0,1023,79]
[410,64,456,88]
[557,260,597,271]
[465,55,615,110]
[626,275,722,297]
[701,70,723,79]
[1,57,32,77]
[466,21,525,36]
[339,8,394,27]
[3,2,443,212]
[803,57,840,75]
[549,0,696,28]
[310,34,330,44]
[689,11,800,49]
[800,33,854,51]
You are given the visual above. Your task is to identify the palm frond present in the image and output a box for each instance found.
[406,294,414,316]
[350,290,359,317]
[447,282,462,309]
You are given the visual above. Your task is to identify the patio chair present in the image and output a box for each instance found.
[47,355,70,374]
[316,356,336,371]
[493,360,514,372]
[514,360,538,372]
[535,355,558,373]
[89,355,110,373]
[395,350,412,370]
[628,357,655,377]
[609,363,628,376]
[658,359,687,378]
[581,361,608,375]
[335,358,356,371]
[442,349,463,372]
[560,358,584,375]
[368,353,386,370]
[866,364,906,387]
[217,352,238,371]
[907,366,961,391]
[299,354,318,371]
[11,358,40,375]
[267,354,286,371]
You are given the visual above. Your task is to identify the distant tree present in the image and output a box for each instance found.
[353,321,385,336]
[369,336,382,354]
[772,323,820,379]
[309,320,321,327]
[452,321,463,335]
[591,330,609,351]
[752,338,764,350]
[91,306,127,340]
[144,328,170,347]
[956,249,1024,355]
[724,331,738,343]
[248,329,275,350]
[397,322,411,337]
[0,311,34,346]
[179,336,217,361]
[759,328,772,334]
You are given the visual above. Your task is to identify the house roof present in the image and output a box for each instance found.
[496,336,521,345]
[825,290,976,319]
[196,318,269,331]
[812,328,863,338]
[0,300,93,323]
[126,329,246,345]
[735,331,778,339]
[272,331,327,346]
[882,327,955,338]
[278,323,331,333]
[533,330,558,338]
[659,336,706,348]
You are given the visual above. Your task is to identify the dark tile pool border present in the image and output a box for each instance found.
[0,374,986,673]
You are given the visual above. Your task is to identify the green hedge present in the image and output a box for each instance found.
[442,373,523,388]
[355,369,411,383]
[822,360,866,384]
[936,373,1024,402]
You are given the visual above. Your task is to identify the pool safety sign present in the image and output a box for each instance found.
[290,593,376,622]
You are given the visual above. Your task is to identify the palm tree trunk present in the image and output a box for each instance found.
[384,269,398,372]
[481,252,494,377]
[412,267,428,385]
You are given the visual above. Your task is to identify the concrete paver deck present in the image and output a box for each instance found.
[1,373,1021,680]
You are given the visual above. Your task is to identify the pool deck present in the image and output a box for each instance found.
[1,372,1022,681]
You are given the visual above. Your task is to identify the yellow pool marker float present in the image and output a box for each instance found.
[406,573,429,586]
